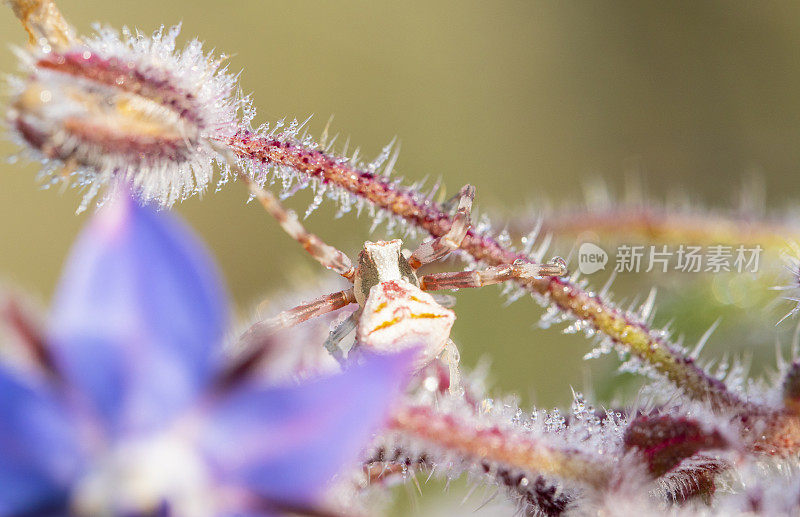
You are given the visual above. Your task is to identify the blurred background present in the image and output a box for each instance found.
[2,2,800,510]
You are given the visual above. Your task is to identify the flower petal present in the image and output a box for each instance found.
[202,351,414,505]
[49,193,229,436]
[0,366,81,516]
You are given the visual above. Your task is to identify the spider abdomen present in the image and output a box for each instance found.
[357,279,455,370]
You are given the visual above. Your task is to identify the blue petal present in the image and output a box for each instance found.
[48,194,229,436]
[0,366,80,516]
[201,351,414,505]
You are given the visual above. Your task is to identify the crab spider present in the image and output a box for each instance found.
[236,178,566,392]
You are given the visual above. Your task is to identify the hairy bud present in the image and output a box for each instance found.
[623,414,730,477]
[8,24,248,210]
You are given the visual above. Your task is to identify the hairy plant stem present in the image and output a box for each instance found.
[387,404,612,491]
[3,0,757,415]
[11,0,800,512]
[7,0,75,49]
[225,133,800,458]
[362,452,571,516]
[224,131,747,412]
[516,207,793,251]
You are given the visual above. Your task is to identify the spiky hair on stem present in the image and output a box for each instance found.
[499,175,797,255]
[773,242,800,325]
[4,2,761,422]
[355,385,738,516]
[13,1,800,514]
[227,118,800,460]
[7,23,250,211]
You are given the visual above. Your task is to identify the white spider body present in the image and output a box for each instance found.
[357,279,455,370]
[248,183,565,395]
[353,240,456,372]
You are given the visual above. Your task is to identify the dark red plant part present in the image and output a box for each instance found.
[783,362,800,415]
[623,414,730,477]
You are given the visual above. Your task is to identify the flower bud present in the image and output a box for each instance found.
[8,25,247,210]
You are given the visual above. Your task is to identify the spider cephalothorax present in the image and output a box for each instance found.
[354,240,419,305]
[239,184,566,392]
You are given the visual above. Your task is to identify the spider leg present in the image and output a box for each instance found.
[419,258,567,291]
[7,0,76,50]
[439,187,466,214]
[441,339,462,396]
[247,177,355,280]
[222,289,357,387]
[323,311,359,363]
[407,184,475,269]
[257,288,357,331]
[217,145,355,280]
[430,293,457,308]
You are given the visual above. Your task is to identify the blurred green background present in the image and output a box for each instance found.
[3,0,800,415]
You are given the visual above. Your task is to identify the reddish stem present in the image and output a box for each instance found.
[225,130,746,411]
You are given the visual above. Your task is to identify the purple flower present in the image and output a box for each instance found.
[0,193,412,516]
